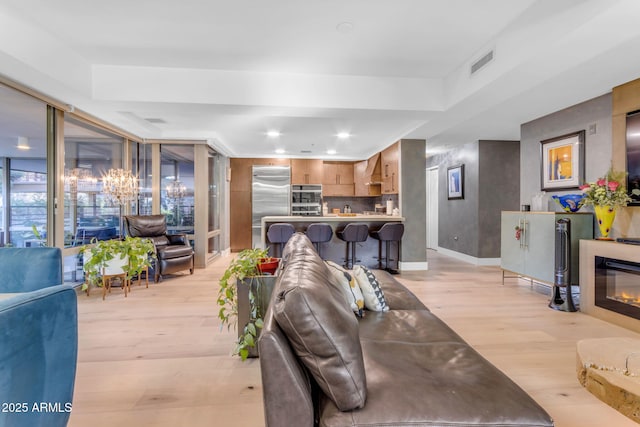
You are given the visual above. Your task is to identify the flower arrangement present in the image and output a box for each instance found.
[579,169,632,208]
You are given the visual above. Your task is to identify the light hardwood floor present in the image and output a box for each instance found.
[68,250,640,427]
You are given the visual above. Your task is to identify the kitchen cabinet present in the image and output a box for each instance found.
[500,212,593,285]
[354,153,382,197]
[229,157,290,250]
[230,191,252,251]
[291,159,323,184]
[230,158,290,191]
[323,161,354,196]
[381,142,399,194]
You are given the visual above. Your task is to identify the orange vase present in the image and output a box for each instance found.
[594,205,616,240]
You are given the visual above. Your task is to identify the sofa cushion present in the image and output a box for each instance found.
[325,261,364,315]
[319,340,554,427]
[358,310,465,344]
[353,265,389,312]
[372,270,427,310]
[273,244,367,411]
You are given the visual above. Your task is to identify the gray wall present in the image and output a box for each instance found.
[426,140,520,259]
[400,139,426,263]
[478,141,520,257]
[521,93,612,207]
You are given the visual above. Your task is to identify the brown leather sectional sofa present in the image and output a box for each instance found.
[258,233,554,427]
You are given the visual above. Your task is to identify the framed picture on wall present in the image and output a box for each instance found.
[447,164,464,200]
[540,130,585,191]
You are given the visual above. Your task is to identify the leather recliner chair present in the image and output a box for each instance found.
[123,215,194,282]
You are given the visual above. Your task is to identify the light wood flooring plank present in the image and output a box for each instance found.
[68,249,640,427]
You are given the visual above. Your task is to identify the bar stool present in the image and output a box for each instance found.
[336,223,369,269]
[267,223,295,257]
[370,223,404,274]
[305,223,333,257]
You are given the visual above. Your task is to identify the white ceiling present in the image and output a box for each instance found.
[1,0,640,159]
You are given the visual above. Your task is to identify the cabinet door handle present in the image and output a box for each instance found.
[385,164,389,177]
[392,172,395,191]
[522,220,528,249]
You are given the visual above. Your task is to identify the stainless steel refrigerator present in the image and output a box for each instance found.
[252,165,291,248]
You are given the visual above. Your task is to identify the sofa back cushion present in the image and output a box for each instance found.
[124,215,167,238]
[0,247,62,292]
[272,239,367,411]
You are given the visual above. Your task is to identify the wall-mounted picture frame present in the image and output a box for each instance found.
[447,164,464,200]
[540,130,585,191]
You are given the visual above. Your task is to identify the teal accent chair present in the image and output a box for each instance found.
[0,247,78,427]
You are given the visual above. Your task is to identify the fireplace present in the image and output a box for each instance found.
[595,256,640,320]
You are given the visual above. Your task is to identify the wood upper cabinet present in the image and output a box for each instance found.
[354,153,382,197]
[230,158,290,191]
[323,161,354,196]
[381,142,399,194]
[291,159,323,184]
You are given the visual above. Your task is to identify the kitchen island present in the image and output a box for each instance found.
[261,215,404,269]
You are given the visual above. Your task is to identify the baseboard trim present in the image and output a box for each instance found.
[399,261,429,271]
[435,247,500,266]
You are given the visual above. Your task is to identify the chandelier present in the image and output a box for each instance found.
[102,168,139,205]
[166,180,186,199]
[64,168,97,199]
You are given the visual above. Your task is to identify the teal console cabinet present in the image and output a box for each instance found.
[500,211,593,285]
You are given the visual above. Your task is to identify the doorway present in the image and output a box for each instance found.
[426,167,438,249]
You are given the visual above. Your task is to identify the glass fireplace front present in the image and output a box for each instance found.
[595,256,640,320]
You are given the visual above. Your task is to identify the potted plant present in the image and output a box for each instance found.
[82,236,156,292]
[217,248,280,360]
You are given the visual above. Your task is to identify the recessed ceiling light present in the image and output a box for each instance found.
[267,130,281,138]
[275,148,285,154]
[327,149,337,155]
[336,132,350,139]
[336,22,354,34]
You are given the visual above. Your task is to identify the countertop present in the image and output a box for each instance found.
[262,215,404,222]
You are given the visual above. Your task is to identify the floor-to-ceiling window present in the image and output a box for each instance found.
[208,149,221,259]
[0,83,48,247]
[62,116,125,282]
[160,144,194,237]
[130,140,152,216]
[64,116,124,246]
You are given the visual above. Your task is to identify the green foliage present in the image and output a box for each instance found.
[580,168,632,208]
[82,236,156,291]
[217,247,269,361]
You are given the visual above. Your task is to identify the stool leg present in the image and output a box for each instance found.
[344,242,350,269]
[351,242,357,269]
[378,240,383,269]
[385,241,391,270]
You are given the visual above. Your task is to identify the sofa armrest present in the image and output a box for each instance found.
[167,234,189,246]
[0,285,78,427]
[259,311,315,427]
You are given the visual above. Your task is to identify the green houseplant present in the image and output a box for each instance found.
[82,236,156,291]
[217,248,280,360]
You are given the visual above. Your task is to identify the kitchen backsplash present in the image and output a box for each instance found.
[324,194,399,214]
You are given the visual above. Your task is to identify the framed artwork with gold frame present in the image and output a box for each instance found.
[540,130,585,191]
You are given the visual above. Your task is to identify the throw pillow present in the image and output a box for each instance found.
[325,260,364,316]
[353,265,390,312]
